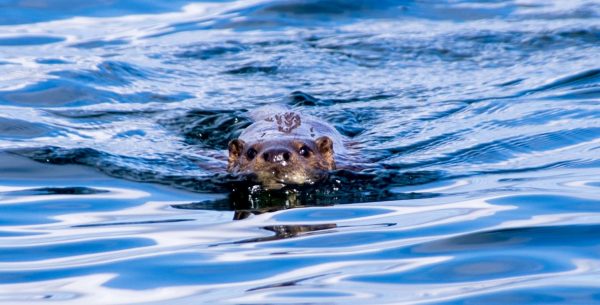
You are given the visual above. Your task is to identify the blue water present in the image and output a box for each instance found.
[1,0,600,304]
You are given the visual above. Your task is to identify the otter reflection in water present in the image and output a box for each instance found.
[227,106,346,190]
[222,183,337,220]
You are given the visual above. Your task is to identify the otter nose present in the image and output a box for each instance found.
[262,148,291,163]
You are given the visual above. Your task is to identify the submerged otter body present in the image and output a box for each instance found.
[228,107,345,189]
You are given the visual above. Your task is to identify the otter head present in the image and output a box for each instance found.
[227,136,335,189]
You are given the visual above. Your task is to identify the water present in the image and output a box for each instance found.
[1,0,600,304]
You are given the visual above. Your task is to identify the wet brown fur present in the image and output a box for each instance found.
[227,110,338,189]
[228,137,334,189]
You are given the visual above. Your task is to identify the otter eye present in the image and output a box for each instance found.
[246,148,257,160]
[299,145,312,158]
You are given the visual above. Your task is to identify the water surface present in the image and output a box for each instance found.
[1,0,600,304]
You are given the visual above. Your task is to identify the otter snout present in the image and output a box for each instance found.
[227,135,337,189]
[262,148,291,164]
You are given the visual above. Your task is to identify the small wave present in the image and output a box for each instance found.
[225,64,279,75]
[0,238,154,262]
[288,90,394,107]
[413,224,600,254]
[1,1,600,303]
[0,118,62,140]
[523,68,600,97]
[0,0,195,25]
[50,61,155,87]
[0,79,110,107]
[176,42,247,60]
[73,219,194,228]
[159,109,252,149]
[0,36,64,46]
[69,39,129,49]
[0,78,192,107]
[3,187,109,196]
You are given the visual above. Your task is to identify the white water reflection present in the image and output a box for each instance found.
[0,157,599,303]
[1,0,599,304]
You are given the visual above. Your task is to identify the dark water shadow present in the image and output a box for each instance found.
[159,109,252,149]
[9,144,443,217]
[9,100,452,217]
[171,169,443,218]
[2,186,109,196]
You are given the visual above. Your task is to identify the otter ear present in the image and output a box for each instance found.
[315,136,333,154]
[227,139,245,171]
[315,136,335,169]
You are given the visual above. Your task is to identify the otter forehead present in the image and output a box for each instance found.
[239,111,344,153]
[241,138,319,151]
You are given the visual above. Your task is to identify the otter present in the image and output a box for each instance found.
[227,106,345,190]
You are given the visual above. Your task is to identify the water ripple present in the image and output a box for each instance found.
[1,0,600,304]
